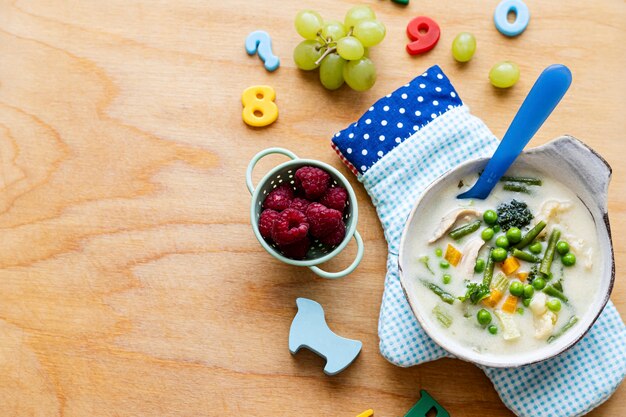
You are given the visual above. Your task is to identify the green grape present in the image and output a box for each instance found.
[319,53,346,90]
[343,57,376,91]
[363,47,370,57]
[293,40,324,70]
[489,61,520,88]
[344,5,376,29]
[353,19,386,47]
[336,36,364,61]
[295,10,324,40]
[321,20,346,41]
[452,32,476,63]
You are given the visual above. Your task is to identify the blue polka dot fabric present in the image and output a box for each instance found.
[332,66,462,176]
[330,65,626,417]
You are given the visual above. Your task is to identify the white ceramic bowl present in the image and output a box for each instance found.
[398,136,615,367]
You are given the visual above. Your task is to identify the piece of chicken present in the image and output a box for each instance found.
[456,237,485,279]
[429,208,482,243]
[537,200,573,224]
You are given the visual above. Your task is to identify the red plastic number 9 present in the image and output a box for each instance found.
[406,16,441,55]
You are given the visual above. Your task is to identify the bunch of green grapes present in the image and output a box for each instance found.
[293,5,386,91]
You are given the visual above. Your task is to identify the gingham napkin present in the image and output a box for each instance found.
[331,65,626,417]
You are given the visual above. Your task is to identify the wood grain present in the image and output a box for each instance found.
[0,0,624,415]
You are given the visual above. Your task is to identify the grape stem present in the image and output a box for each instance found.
[316,31,329,47]
[314,47,336,66]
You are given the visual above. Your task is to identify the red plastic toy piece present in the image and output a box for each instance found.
[406,16,441,55]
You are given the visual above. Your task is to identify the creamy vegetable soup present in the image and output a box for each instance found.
[409,170,601,355]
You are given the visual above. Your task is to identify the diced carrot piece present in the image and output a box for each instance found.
[444,244,462,266]
[502,295,519,314]
[482,289,504,308]
[501,257,521,275]
[517,272,529,281]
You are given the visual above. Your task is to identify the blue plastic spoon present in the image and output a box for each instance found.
[457,64,572,199]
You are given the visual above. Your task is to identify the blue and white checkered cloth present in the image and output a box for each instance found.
[331,65,626,417]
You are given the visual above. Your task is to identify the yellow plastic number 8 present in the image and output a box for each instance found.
[241,85,278,127]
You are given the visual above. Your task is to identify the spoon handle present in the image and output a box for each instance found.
[460,64,572,199]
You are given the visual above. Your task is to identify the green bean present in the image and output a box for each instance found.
[448,220,481,240]
[552,279,563,292]
[548,316,579,343]
[514,221,547,249]
[499,176,543,186]
[483,248,495,287]
[511,248,541,263]
[540,228,561,275]
[421,280,455,305]
[433,305,453,328]
[503,183,530,193]
[543,285,568,302]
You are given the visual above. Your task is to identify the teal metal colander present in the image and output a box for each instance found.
[246,147,364,279]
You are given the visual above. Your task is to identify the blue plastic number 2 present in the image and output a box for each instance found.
[404,390,450,417]
[245,30,280,72]
[494,0,530,37]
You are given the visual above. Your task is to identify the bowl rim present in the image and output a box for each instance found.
[397,136,615,368]
[250,157,359,267]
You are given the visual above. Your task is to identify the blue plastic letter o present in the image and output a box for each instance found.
[494,0,530,37]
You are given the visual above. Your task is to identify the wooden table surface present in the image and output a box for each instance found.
[0,0,624,416]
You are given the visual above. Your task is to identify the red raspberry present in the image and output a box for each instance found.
[279,236,310,260]
[290,197,311,212]
[258,209,280,240]
[271,208,309,245]
[306,202,343,239]
[319,187,348,212]
[263,184,294,211]
[294,166,330,200]
[319,221,346,246]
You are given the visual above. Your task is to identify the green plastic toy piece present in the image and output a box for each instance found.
[404,390,450,417]
[392,0,409,5]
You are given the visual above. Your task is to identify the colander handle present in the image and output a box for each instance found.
[309,230,364,279]
[246,148,299,194]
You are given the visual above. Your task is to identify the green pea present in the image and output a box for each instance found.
[481,228,495,241]
[523,284,535,298]
[492,247,508,262]
[483,210,498,225]
[529,242,543,254]
[506,227,522,244]
[509,281,524,297]
[443,274,452,284]
[488,324,498,335]
[435,248,443,257]
[516,307,524,315]
[474,258,486,273]
[495,235,510,248]
[522,298,531,307]
[562,253,576,267]
[477,309,492,326]
[532,277,546,290]
[556,241,570,255]
[547,298,562,312]
[440,260,450,269]
[493,225,501,233]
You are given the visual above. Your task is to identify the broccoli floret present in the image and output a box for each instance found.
[496,199,533,231]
